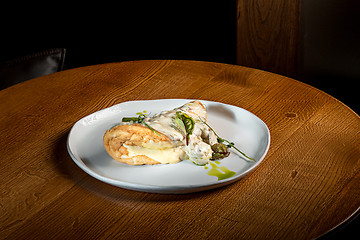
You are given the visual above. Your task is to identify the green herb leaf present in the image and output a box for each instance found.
[175,112,186,135]
[175,111,195,145]
[182,114,195,144]
[122,117,139,122]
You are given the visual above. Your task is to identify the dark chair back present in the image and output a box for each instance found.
[0,48,66,90]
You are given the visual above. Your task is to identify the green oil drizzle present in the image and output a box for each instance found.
[205,162,236,180]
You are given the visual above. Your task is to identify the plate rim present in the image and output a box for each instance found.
[67,99,270,194]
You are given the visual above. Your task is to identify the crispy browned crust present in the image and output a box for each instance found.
[103,123,171,165]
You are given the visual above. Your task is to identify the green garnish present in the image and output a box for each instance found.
[122,111,161,137]
[211,142,230,160]
[174,111,195,145]
[200,118,255,162]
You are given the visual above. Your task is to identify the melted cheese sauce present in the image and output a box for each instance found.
[123,144,185,164]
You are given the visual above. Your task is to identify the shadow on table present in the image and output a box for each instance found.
[318,211,360,240]
[53,131,232,204]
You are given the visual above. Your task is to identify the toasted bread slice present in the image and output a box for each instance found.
[103,123,173,165]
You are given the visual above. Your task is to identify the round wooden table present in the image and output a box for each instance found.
[1,60,359,239]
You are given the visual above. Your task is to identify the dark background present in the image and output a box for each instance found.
[1,1,359,114]
[0,2,236,69]
[0,1,359,239]
[299,0,360,115]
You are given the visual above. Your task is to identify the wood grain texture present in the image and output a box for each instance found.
[236,0,300,78]
[0,60,359,239]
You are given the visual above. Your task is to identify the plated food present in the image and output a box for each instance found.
[103,101,253,166]
[67,99,270,193]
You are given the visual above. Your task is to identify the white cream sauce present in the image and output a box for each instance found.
[138,101,218,165]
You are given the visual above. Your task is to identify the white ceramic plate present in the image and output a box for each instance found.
[67,99,270,194]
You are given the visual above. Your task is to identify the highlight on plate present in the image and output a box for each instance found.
[103,100,254,166]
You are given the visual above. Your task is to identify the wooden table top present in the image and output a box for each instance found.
[1,60,359,239]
